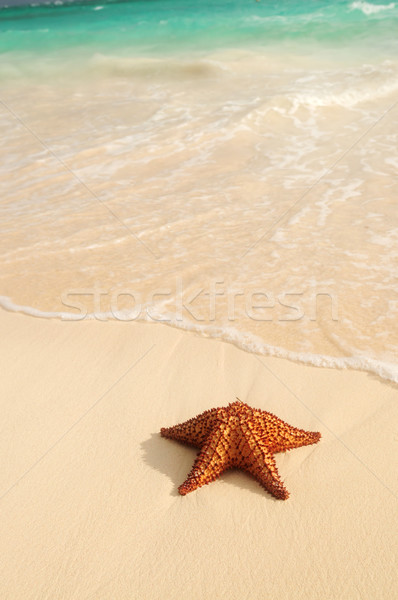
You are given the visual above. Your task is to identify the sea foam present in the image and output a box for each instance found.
[1,295,397,385]
[292,76,398,108]
[350,1,395,15]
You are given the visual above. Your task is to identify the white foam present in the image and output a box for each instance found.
[292,76,398,108]
[1,296,397,385]
[287,206,311,226]
[350,1,395,15]
[0,296,84,321]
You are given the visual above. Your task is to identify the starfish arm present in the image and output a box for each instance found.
[160,408,219,448]
[240,423,289,500]
[273,427,321,453]
[178,423,230,495]
[253,411,321,453]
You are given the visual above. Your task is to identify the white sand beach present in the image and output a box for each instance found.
[1,307,397,599]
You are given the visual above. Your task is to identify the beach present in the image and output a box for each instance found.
[1,0,398,596]
[0,307,397,598]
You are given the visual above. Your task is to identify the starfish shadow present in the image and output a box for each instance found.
[141,433,193,497]
[141,433,279,500]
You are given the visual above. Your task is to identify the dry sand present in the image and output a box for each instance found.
[0,307,397,599]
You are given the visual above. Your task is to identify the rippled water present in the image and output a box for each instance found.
[1,0,398,381]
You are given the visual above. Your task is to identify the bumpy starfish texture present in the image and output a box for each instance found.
[161,399,321,499]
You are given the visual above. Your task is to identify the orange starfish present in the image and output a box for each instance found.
[161,399,321,499]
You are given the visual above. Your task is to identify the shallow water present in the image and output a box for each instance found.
[1,0,398,381]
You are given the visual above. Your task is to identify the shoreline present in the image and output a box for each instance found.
[1,307,397,598]
[1,294,398,386]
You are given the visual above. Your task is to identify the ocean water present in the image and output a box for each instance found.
[1,0,398,381]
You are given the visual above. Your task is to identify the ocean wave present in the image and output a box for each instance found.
[1,295,397,385]
[292,75,398,107]
[243,12,326,25]
[350,1,395,16]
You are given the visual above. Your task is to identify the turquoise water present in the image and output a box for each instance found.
[1,0,398,57]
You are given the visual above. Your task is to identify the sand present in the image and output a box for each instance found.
[0,307,397,599]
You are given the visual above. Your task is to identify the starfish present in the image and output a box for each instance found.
[161,399,321,499]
